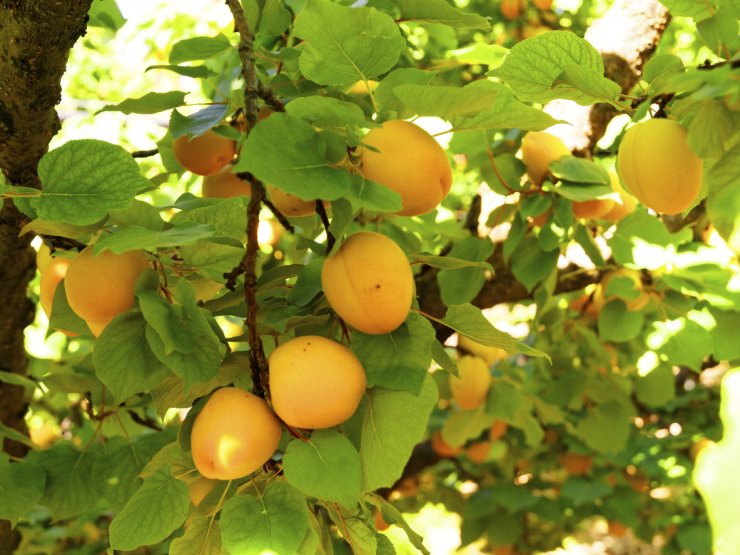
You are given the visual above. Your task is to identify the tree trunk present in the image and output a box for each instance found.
[0,2,92,552]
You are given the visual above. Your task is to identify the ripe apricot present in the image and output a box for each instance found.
[528,207,552,228]
[559,452,593,476]
[321,232,413,335]
[36,243,53,271]
[533,0,551,9]
[500,0,527,19]
[269,336,366,429]
[617,118,702,215]
[602,172,637,222]
[489,420,509,441]
[374,510,390,532]
[173,129,236,176]
[266,185,316,217]
[191,387,281,480]
[431,431,462,458]
[87,320,106,337]
[572,197,615,219]
[188,476,218,506]
[608,521,629,537]
[39,258,71,319]
[457,335,508,365]
[466,441,492,464]
[359,120,452,216]
[520,131,570,185]
[64,247,149,328]
[450,355,492,410]
[201,164,251,198]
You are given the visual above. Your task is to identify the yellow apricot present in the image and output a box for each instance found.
[173,129,236,176]
[501,0,527,19]
[321,231,413,334]
[457,335,508,365]
[269,336,366,429]
[36,242,53,271]
[39,258,71,319]
[266,185,317,217]
[450,355,492,410]
[201,164,251,198]
[188,476,219,506]
[64,247,149,327]
[191,387,281,480]
[520,131,570,185]
[348,80,379,95]
[602,171,637,222]
[617,118,702,215]
[87,320,106,337]
[359,120,452,216]
[572,197,615,219]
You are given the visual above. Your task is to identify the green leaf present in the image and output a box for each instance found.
[98,91,188,115]
[608,211,692,270]
[236,113,351,201]
[685,99,739,159]
[170,516,223,555]
[286,96,370,128]
[391,0,490,29]
[172,196,246,240]
[706,144,740,255]
[93,223,216,254]
[87,0,126,31]
[35,140,150,225]
[146,64,216,79]
[346,173,404,213]
[413,254,493,272]
[561,477,612,506]
[658,0,717,19]
[93,311,171,403]
[294,0,405,86]
[375,68,438,118]
[645,313,714,370]
[27,442,98,520]
[109,199,165,231]
[0,422,33,448]
[511,235,559,292]
[574,224,606,267]
[549,157,610,185]
[597,300,644,343]
[220,481,309,555]
[636,363,676,408]
[169,34,232,64]
[360,374,438,491]
[283,430,362,508]
[551,65,621,104]
[575,401,633,453]
[352,312,435,393]
[441,407,495,448]
[0,458,45,523]
[169,105,230,140]
[438,237,495,306]
[109,465,190,550]
[447,43,508,67]
[431,340,458,377]
[697,5,739,54]
[48,281,91,336]
[0,370,37,390]
[393,82,498,119]
[490,31,609,105]
[694,368,740,555]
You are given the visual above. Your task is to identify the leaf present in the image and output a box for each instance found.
[551,65,621,104]
[98,91,188,115]
[93,223,216,254]
[169,34,232,64]
[607,211,692,270]
[658,0,718,20]
[685,99,739,159]
[431,340,458,377]
[706,144,740,255]
[108,465,190,550]
[645,313,714,370]
[437,236,495,306]
[511,235,560,292]
[0,422,33,448]
[220,481,309,555]
[294,0,405,85]
[168,105,230,140]
[352,312,435,393]
[374,68,438,118]
[574,224,606,267]
[360,374,438,491]
[286,96,370,128]
[170,516,223,555]
[87,0,126,31]
[575,401,633,454]
[391,0,490,29]
[48,281,92,336]
[345,173,403,213]
[549,157,610,185]
[146,64,216,79]
[93,311,171,403]
[35,140,150,225]
[0,458,45,523]
[283,430,362,508]
[26,442,98,520]
[643,54,684,85]
[441,407,495,448]
[697,6,739,55]
[236,113,351,201]
[561,477,612,506]
[636,363,676,408]
[393,82,498,119]
[489,31,609,105]
[597,300,644,343]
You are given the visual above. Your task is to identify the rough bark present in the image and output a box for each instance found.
[0,2,92,552]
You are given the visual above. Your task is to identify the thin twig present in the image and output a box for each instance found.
[131,148,158,158]
[316,200,335,255]
[263,197,295,233]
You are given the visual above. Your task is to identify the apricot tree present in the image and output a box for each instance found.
[0,1,738,554]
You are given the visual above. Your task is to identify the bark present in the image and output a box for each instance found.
[0,2,92,552]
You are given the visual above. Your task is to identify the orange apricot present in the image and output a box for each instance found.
[572,197,616,219]
[201,164,251,198]
[520,131,570,185]
[489,420,509,441]
[501,0,527,19]
[602,171,637,222]
[173,129,236,176]
[266,185,316,217]
[450,355,492,410]
[359,120,452,216]
[374,510,390,532]
[533,0,552,9]
[269,336,366,429]
[39,258,71,319]
[191,387,282,480]
[321,231,413,335]
[617,118,702,215]
[188,476,219,506]
[559,452,593,476]
[431,431,462,458]
[466,441,492,464]
[64,247,149,328]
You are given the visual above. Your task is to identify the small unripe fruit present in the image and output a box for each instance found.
[321,232,413,334]
[191,387,282,480]
[266,185,316,217]
[521,131,570,185]
[39,258,71,319]
[201,164,251,198]
[269,336,366,429]
[173,129,236,176]
[65,247,149,327]
[359,120,452,216]
[617,118,702,215]
[450,355,492,410]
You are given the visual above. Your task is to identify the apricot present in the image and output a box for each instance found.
[348,80,379,95]
[599,269,649,311]
[520,131,570,185]
[617,118,702,215]
[489,420,509,441]
[431,431,462,458]
[191,387,281,480]
[373,510,390,532]
[359,120,452,216]
[533,0,551,9]
[201,164,251,199]
[572,197,615,219]
[608,521,629,538]
[36,243,53,271]
[559,452,592,476]
[87,320,106,337]
[602,172,637,222]
[457,335,508,365]
[266,185,316,217]
[64,247,149,328]
[500,0,527,19]
[466,441,492,464]
[173,129,236,176]
[321,232,413,335]
[39,258,71,319]
[528,207,552,228]
[450,355,492,410]
[188,476,218,506]
[268,336,366,429]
